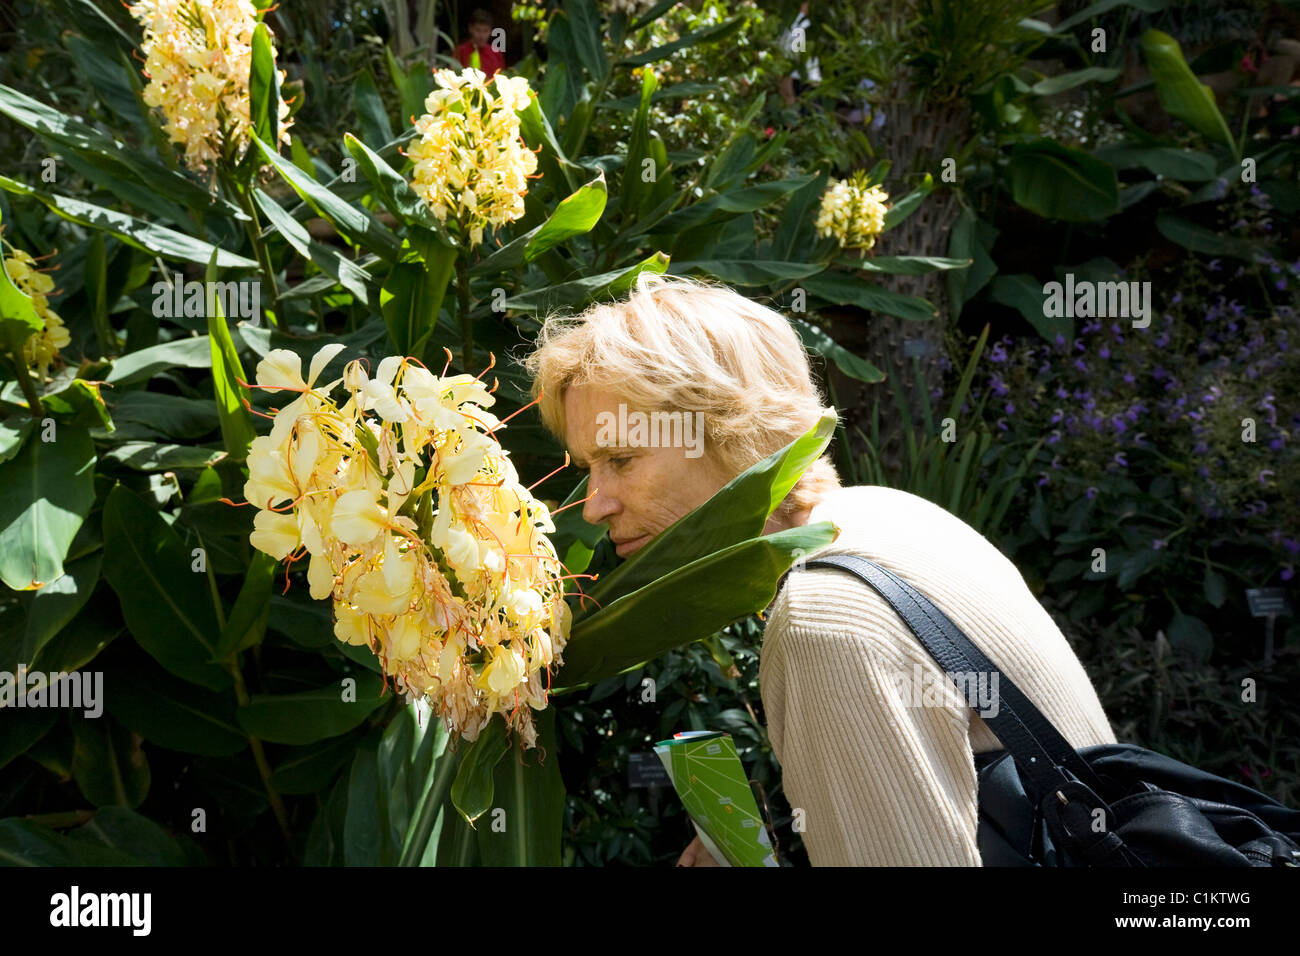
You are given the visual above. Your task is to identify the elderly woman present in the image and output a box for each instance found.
[522,272,1116,866]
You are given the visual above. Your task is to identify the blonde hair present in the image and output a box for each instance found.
[518,271,840,521]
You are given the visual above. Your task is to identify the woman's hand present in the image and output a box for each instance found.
[675,834,721,867]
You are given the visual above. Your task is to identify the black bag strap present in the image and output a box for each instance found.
[801,554,1108,800]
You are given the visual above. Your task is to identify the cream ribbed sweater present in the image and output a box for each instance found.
[759,485,1116,866]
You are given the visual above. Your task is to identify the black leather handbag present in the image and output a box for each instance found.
[802,553,1300,867]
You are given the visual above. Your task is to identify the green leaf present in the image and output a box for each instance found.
[204,251,256,460]
[104,335,214,386]
[341,133,450,238]
[1141,29,1237,157]
[271,735,359,794]
[67,806,190,866]
[621,67,658,222]
[71,715,150,809]
[344,737,382,865]
[249,23,277,149]
[99,391,218,442]
[1031,67,1121,96]
[1055,0,1167,33]
[566,0,609,80]
[620,17,745,66]
[103,441,227,471]
[253,188,373,304]
[213,550,276,661]
[836,255,972,276]
[557,523,836,690]
[108,665,247,757]
[990,273,1071,342]
[23,551,101,666]
[1204,566,1227,608]
[651,174,816,237]
[101,484,230,691]
[585,410,837,610]
[671,259,822,285]
[0,818,140,865]
[0,174,256,268]
[1006,140,1119,222]
[0,425,95,591]
[1167,611,1213,663]
[352,69,394,146]
[802,272,937,321]
[251,134,402,260]
[500,252,670,313]
[883,174,935,230]
[469,173,608,275]
[236,671,389,745]
[475,708,565,865]
[380,232,457,357]
[450,716,510,826]
[0,208,44,353]
[1093,145,1217,182]
[1155,211,1264,261]
[792,317,884,383]
[0,707,57,773]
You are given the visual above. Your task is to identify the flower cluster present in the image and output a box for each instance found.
[4,247,69,379]
[242,344,571,749]
[128,0,293,175]
[407,69,539,248]
[814,170,890,251]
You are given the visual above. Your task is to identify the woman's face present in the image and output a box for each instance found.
[562,384,733,559]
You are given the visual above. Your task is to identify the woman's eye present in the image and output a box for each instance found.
[609,456,630,469]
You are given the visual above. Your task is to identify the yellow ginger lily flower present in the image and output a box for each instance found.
[4,247,70,379]
[241,344,572,749]
[815,170,891,251]
[407,68,539,249]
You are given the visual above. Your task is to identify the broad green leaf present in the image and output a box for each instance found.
[249,23,277,150]
[380,232,457,357]
[792,317,884,383]
[557,523,836,690]
[0,175,256,268]
[22,551,101,666]
[352,69,394,146]
[802,272,937,321]
[0,208,44,353]
[0,425,95,591]
[1055,0,1167,33]
[1006,140,1119,222]
[271,735,359,794]
[469,173,607,275]
[0,818,140,866]
[103,441,227,470]
[213,550,276,661]
[0,417,32,465]
[500,252,670,313]
[671,259,822,285]
[344,737,382,865]
[475,708,565,865]
[341,133,451,238]
[99,392,218,442]
[101,484,230,691]
[649,174,816,237]
[1093,144,1217,182]
[66,806,190,866]
[0,708,57,773]
[566,0,609,81]
[1031,67,1121,96]
[882,174,935,230]
[1141,29,1237,156]
[1167,611,1213,663]
[1155,211,1263,261]
[105,335,214,386]
[205,251,256,460]
[621,68,657,221]
[586,410,837,609]
[836,255,972,276]
[107,665,247,757]
[254,188,372,304]
[236,671,388,745]
[450,716,510,826]
[71,715,150,809]
[251,134,401,260]
[990,273,1072,342]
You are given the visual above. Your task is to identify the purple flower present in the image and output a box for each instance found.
[1004,402,1016,414]
[1283,538,1300,555]
[990,376,1009,397]
[1283,567,1295,582]
[989,342,1008,363]
[1152,538,1165,550]
[1113,452,1127,467]
[1099,345,1111,359]
[1085,486,1098,500]
[1056,386,1069,399]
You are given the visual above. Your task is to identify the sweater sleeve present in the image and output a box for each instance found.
[761,613,983,866]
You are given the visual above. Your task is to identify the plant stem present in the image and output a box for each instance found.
[8,352,44,420]
[227,660,293,852]
[225,173,280,330]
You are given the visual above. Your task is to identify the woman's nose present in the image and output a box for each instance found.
[582,482,619,526]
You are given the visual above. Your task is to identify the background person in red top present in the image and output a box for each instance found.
[455,8,506,78]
